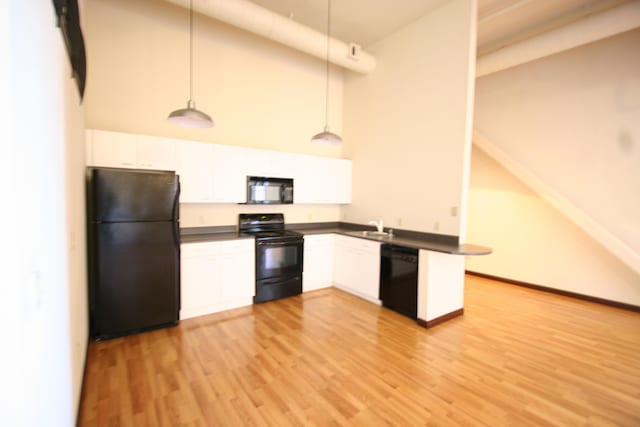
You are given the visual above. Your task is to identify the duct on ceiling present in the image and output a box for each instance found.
[476,1,640,77]
[163,0,377,74]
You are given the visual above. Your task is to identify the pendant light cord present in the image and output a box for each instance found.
[324,0,331,130]
[189,0,194,102]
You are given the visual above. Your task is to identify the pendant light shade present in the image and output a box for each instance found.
[167,0,213,128]
[311,0,341,144]
[311,126,342,145]
[168,100,213,128]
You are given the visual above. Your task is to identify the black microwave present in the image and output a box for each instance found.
[247,176,294,204]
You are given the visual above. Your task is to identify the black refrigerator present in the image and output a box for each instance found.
[87,167,180,340]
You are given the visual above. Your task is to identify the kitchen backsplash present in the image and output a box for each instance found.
[180,203,343,227]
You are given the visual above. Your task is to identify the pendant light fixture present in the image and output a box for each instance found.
[310,0,342,145]
[167,0,213,128]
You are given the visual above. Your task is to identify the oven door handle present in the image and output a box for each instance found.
[256,240,303,247]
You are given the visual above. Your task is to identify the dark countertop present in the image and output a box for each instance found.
[294,227,490,256]
[180,232,253,244]
[181,223,491,256]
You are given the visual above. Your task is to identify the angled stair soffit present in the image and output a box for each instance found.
[472,129,640,276]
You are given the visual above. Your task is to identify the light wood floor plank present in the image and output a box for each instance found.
[78,275,640,426]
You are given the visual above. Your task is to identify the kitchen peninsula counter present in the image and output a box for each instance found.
[288,222,491,256]
[181,223,491,256]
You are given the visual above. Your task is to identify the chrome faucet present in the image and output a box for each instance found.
[368,219,384,233]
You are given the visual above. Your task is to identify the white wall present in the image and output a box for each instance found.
[342,0,477,238]
[474,29,640,254]
[181,203,342,228]
[467,147,640,305]
[1,1,87,425]
[83,0,343,158]
[84,0,348,227]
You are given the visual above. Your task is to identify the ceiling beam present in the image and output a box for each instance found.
[476,1,640,77]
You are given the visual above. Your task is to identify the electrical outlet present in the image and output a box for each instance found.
[397,218,403,226]
[307,212,313,220]
[451,206,458,217]
[434,221,440,231]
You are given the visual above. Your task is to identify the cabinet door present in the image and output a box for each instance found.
[295,155,331,203]
[333,159,352,204]
[211,144,246,203]
[87,130,177,171]
[181,249,222,320]
[358,248,381,300]
[136,136,175,170]
[293,154,314,204]
[270,151,297,180]
[181,240,254,319]
[88,129,137,168]
[220,240,255,303]
[303,234,334,292]
[243,147,274,178]
[333,235,380,302]
[294,156,352,204]
[333,235,355,288]
[175,140,214,203]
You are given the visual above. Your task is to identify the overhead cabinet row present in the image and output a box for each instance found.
[85,129,352,204]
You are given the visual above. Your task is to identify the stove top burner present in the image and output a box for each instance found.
[239,229,302,241]
[238,213,302,242]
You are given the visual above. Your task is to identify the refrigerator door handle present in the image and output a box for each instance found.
[172,176,181,222]
[172,220,180,247]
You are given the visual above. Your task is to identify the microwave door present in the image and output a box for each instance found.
[265,185,280,203]
[251,186,267,203]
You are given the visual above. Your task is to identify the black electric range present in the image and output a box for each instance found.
[238,213,303,303]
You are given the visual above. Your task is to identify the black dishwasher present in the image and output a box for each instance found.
[380,244,418,319]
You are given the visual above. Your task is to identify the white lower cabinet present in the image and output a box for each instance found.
[332,235,381,303]
[180,239,255,319]
[303,234,334,292]
[180,234,466,325]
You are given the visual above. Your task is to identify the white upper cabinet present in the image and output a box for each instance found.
[86,129,175,170]
[136,136,175,170]
[294,155,352,204]
[175,140,215,203]
[175,141,247,204]
[86,129,351,205]
[86,129,137,168]
[270,151,297,180]
[243,148,274,178]
[334,159,352,204]
[210,144,246,203]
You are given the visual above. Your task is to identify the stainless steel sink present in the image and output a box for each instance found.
[347,230,392,239]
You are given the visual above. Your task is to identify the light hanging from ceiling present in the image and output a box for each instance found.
[167,0,213,128]
[310,0,341,145]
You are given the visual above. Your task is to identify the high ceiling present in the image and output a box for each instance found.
[249,0,627,55]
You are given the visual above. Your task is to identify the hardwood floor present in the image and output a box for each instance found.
[78,275,640,426]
